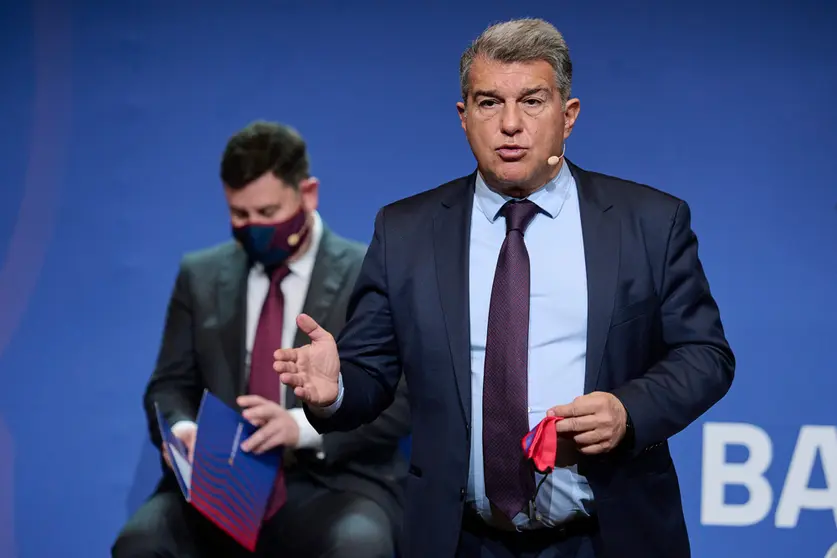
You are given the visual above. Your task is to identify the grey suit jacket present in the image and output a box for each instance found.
[144,225,410,524]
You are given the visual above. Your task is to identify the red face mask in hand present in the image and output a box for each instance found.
[522,416,565,474]
[522,416,565,503]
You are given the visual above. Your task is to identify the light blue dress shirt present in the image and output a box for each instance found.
[467,161,595,529]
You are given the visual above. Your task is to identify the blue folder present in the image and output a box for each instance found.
[155,390,282,551]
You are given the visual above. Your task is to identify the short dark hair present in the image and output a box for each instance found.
[220,121,310,190]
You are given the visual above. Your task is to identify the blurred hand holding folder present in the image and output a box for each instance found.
[154,390,283,552]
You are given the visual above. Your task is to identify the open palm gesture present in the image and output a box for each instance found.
[273,314,340,406]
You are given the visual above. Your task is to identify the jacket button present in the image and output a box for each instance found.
[460,488,466,501]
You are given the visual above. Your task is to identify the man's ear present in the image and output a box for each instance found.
[563,98,581,139]
[299,177,319,212]
[457,101,467,132]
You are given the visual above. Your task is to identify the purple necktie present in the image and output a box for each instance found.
[249,265,290,519]
[483,199,540,521]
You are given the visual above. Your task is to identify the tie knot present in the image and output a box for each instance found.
[501,199,540,234]
[269,265,291,285]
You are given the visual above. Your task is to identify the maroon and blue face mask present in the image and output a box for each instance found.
[232,208,310,269]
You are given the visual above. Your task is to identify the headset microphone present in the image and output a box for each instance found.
[547,143,567,166]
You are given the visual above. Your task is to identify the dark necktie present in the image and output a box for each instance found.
[483,199,540,521]
[248,265,290,519]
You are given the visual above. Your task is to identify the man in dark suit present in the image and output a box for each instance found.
[112,121,410,558]
[274,18,734,558]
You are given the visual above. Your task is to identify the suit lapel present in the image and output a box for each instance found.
[430,166,618,414]
[433,175,476,425]
[569,162,620,393]
[293,227,348,348]
[216,246,250,397]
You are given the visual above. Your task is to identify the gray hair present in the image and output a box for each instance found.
[459,18,573,104]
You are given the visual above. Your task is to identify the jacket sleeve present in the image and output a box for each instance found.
[318,375,410,466]
[612,201,735,456]
[304,207,403,433]
[142,259,203,449]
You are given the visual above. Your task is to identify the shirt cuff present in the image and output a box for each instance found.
[288,408,324,450]
[307,373,344,417]
[171,420,198,436]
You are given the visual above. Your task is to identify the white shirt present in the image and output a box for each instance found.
[172,211,325,452]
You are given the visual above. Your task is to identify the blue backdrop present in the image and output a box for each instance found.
[1,1,835,556]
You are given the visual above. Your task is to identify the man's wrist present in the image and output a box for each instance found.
[307,373,344,417]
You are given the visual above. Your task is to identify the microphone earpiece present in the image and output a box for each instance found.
[547,144,567,166]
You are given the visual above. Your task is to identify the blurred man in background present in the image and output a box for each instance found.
[112,121,410,558]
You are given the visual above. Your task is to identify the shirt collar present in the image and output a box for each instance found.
[473,160,572,223]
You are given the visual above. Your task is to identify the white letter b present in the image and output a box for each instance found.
[701,422,772,526]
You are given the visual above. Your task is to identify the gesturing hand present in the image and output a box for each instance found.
[237,395,300,454]
[273,314,340,407]
[547,392,628,455]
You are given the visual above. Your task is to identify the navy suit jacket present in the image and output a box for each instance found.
[306,161,735,558]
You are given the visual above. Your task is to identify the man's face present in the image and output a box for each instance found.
[457,57,580,195]
[224,172,318,228]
